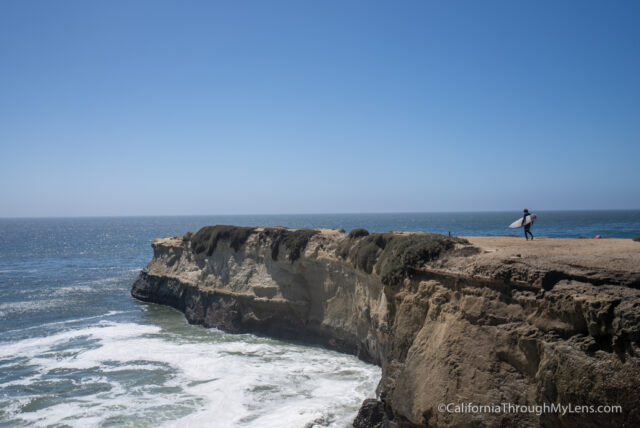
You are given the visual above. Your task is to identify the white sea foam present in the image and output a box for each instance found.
[48,279,124,297]
[0,321,380,427]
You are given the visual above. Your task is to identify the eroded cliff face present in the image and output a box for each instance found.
[131,227,640,427]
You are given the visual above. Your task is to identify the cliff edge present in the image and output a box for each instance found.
[131,226,640,427]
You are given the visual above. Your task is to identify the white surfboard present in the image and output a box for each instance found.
[509,214,536,229]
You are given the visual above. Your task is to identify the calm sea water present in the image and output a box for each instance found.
[1,212,639,427]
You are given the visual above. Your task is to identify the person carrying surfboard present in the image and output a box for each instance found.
[522,209,534,240]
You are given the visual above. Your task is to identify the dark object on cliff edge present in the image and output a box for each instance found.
[262,228,319,262]
[349,228,370,239]
[634,237,640,242]
[339,231,468,286]
[190,225,255,255]
[353,399,385,428]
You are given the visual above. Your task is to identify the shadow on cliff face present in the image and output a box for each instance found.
[337,229,472,286]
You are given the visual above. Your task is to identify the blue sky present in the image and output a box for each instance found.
[1,1,639,216]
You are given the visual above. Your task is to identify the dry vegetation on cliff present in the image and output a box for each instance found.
[260,227,319,262]
[348,228,370,239]
[190,225,255,255]
[187,225,319,263]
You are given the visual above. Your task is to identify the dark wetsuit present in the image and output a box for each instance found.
[523,212,534,240]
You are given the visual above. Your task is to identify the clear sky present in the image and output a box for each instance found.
[1,1,639,217]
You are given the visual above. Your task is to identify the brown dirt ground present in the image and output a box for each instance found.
[461,236,640,273]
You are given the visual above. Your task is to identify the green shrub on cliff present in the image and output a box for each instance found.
[633,237,640,242]
[262,228,319,262]
[338,233,389,274]
[190,225,255,255]
[338,231,468,285]
[375,234,467,286]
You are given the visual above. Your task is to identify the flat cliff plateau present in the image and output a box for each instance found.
[131,226,640,427]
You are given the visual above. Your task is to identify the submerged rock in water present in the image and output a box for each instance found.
[132,226,640,427]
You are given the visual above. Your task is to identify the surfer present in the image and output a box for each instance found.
[522,209,534,240]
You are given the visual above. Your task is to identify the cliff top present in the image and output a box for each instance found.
[462,236,640,272]
[154,227,640,289]
[422,235,640,290]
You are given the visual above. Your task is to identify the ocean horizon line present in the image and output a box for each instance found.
[1,208,640,221]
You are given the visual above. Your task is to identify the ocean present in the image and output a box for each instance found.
[1,211,639,427]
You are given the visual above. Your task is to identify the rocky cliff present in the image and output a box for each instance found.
[131,226,640,427]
